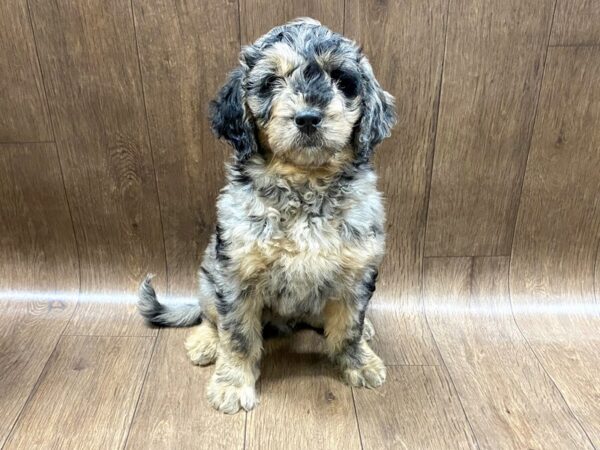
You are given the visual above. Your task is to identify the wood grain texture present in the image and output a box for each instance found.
[245,331,361,450]
[0,143,78,290]
[4,336,154,450]
[425,257,593,449]
[425,0,555,256]
[0,0,51,141]
[345,0,447,365]
[0,143,78,447]
[0,300,74,448]
[125,328,245,450]
[511,47,600,320]
[240,0,343,43]
[510,47,600,446]
[353,366,477,450]
[28,0,167,335]
[550,0,600,46]
[132,0,238,296]
[1,3,600,448]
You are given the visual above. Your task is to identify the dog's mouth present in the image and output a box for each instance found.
[294,131,325,149]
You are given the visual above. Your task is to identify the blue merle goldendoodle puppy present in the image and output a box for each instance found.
[139,17,396,414]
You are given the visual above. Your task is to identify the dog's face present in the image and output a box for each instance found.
[245,39,362,165]
[211,18,396,166]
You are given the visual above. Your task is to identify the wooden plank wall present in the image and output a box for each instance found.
[2,0,597,316]
[425,0,555,256]
[1,0,600,447]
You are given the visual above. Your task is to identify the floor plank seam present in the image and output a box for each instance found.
[243,377,250,450]
[121,332,160,450]
[1,334,64,449]
[62,301,82,336]
[24,0,84,327]
[506,0,557,252]
[2,279,83,448]
[236,0,242,46]
[421,315,481,450]
[593,239,600,304]
[421,0,451,252]
[350,387,365,450]
[342,0,347,35]
[505,10,597,439]
[418,0,450,361]
[418,3,481,446]
[129,0,170,291]
[421,259,482,448]
[507,260,597,449]
[508,309,597,448]
[242,409,248,450]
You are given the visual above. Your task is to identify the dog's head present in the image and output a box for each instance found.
[210,18,396,166]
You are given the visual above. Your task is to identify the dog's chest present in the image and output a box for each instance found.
[223,167,384,317]
[250,193,377,317]
[259,214,345,316]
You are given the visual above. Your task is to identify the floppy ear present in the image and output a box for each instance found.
[210,67,257,162]
[355,56,397,161]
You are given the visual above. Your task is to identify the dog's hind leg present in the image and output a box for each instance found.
[185,320,219,366]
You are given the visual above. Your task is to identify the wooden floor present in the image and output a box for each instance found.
[1,253,599,449]
[2,0,600,449]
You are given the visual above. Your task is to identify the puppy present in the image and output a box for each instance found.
[138,18,396,414]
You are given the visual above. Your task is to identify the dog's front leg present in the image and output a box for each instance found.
[323,287,386,388]
[207,291,262,414]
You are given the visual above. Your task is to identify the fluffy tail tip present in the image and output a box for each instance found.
[138,274,164,324]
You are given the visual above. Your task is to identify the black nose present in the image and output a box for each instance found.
[294,110,322,133]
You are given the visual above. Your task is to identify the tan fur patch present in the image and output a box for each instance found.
[339,243,383,279]
[185,321,219,366]
[323,298,355,355]
[264,43,303,76]
[232,243,270,282]
[265,146,354,180]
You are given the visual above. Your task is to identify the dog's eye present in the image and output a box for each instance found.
[260,75,281,95]
[331,69,359,98]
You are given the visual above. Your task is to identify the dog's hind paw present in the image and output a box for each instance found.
[185,322,219,366]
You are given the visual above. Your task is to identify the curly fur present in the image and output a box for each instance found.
[138,17,396,414]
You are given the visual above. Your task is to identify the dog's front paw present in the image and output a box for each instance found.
[343,354,386,388]
[207,375,258,414]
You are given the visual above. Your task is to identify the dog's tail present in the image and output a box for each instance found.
[138,275,202,327]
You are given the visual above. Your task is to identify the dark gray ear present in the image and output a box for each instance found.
[355,57,396,161]
[210,67,257,162]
